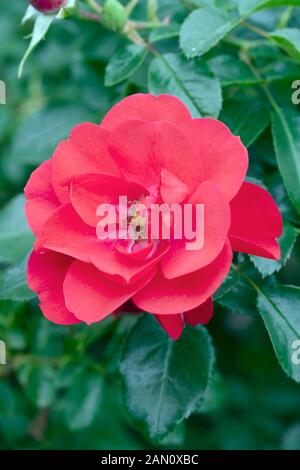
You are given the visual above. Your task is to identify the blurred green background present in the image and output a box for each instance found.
[0,0,300,450]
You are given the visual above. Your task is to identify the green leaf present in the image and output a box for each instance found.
[10,105,93,165]
[149,24,180,43]
[269,28,300,62]
[0,195,34,264]
[120,315,215,440]
[213,269,240,300]
[179,2,299,58]
[180,7,240,59]
[148,53,222,118]
[19,12,56,78]
[271,108,300,215]
[250,222,297,277]
[21,364,57,408]
[208,54,260,87]
[216,270,258,316]
[104,44,148,86]
[0,256,35,302]
[220,98,270,147]
[62,371,103,431]
[257,285,300,382]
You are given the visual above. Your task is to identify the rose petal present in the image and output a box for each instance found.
[101,93,192,131]
[180,118,248,201]
[229,182,282,259]
[161,181,230,278]
[27,250,80,325]
[24,160,60,236]
[70,173,145,226]
[108,120,203,193]
[155,314,184,340]
[133,240,232,314]
[184,297,213,326]
[63,260,157,324]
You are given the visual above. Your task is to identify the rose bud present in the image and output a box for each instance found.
[30,0,67,14]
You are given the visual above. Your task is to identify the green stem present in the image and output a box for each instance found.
[240,52,280,112]
[86,0,102,15]
[242,20,269,39]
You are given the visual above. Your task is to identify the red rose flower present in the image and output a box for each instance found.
[25,94,282,340]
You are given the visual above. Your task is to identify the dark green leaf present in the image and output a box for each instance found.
[105,44,148,86]
[0,256,35,302]
[149,53,222,118]
[250,222,297,277]
[208,54,260,86]
[213,269,240,300]
[257,285,300,382]
[180,7,240,59]
[220,98,270,147]
[271,108,300,215]
[120,315,215,440]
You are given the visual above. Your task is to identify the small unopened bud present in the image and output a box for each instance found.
[30,0,67,14]
[102,0,127,32]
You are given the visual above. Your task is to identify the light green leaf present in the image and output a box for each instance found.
[271,108,300,215]
[21,364,57,408]
[149,24,180,43]
[0,256,35,302]
[257,285,300,382]
[105,44,148,86]
[0,195,34,264]
[19,13,56,78]
[62,371,103,431]
[120,315,215,440]
[250,222,297,277]
[10,105,93,165]
[269,28,300,62]
[148,53,222,118]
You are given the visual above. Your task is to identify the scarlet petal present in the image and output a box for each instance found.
[35,203,97,262]
[36,203,168,285]
[108,120,203,193]
[70,123,120,176]
[229,182,282,259]
[155,314,184,340]
[160,169,189,204]
[24,160,60,236]
[101,93,192,131]
[184,297,213,326]
[90,240,170,285]
[180,118,248,201]
[27,251,80,325]
[70,173,145,227]
[133,240,232,314]
[161,181,230,278]
[63,261,157,324]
